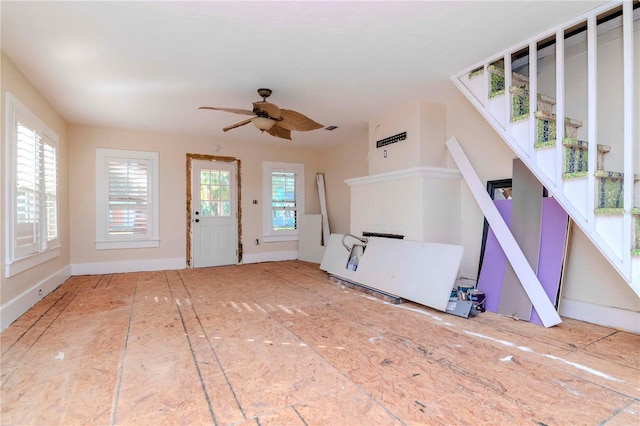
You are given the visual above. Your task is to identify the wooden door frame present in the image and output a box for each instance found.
[186,153,242,267]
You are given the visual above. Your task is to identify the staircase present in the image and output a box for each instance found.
[451,1,639,296]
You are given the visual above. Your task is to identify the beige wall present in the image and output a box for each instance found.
[319,132,368,235]
[367,100,449,175]
[1,52,70,304]
[68,125,332,266]
[563,225,640,312]
[419,101,448,168]
[368,100,421,175]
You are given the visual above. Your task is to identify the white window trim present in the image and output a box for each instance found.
[4,92,60,277]
[262,161,305,243]
[95,148,159,250]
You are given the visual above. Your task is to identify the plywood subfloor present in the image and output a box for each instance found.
[1,261,638,425]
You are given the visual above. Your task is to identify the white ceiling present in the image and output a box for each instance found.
[1,1,606,147]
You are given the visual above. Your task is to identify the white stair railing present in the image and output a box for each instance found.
[450,0,639,295]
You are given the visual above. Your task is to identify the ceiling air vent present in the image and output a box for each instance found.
[325,125,338,131]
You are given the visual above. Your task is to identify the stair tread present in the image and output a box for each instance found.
[487,65,529,84]
[508,86,556,104]
[468,67,484,79]
[594,207,625,215]
[511,114,529,123]
[534,140,556,149]
[489,89,505,99]
[534,111,583,128]
[595,170,640,180]
[563,171,588,179]
[562,138,611,152]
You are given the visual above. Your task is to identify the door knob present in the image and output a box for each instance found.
[195,218,200,223]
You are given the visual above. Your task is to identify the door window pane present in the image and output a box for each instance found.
[200,169,231,217]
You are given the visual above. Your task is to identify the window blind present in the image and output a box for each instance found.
[271,171,297,231]
[107,159,150,236]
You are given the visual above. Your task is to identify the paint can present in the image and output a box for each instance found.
[469,289,485,313]
[457,284,474,300]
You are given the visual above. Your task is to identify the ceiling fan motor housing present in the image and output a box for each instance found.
[257,88,272,99]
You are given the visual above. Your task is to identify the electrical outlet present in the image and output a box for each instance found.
[255,239,260,245]
[38,289,43,297]
[252,199,258,205]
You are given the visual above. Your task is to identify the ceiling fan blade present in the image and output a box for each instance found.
[199,106,255,116]
[266,124,292,140]
[253,101,281,119]
[278,109,323,131]
[223,118,253,132]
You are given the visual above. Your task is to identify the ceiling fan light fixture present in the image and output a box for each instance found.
[251,116,276,131]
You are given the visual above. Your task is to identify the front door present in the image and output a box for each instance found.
[191,159,238,267]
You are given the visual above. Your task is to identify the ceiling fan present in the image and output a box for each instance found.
[199,88,323,140]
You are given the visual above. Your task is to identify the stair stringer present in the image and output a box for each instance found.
[451,75,639,297]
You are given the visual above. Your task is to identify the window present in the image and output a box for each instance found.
[4,93,59,277]
[95,148,159,249]
[262,162,304,242]
[199,168,231,217]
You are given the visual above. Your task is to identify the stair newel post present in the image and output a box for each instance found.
[505,54,513,135]
[528,41,537,159]
[555,29,565,189]
[587,13,598,231]
[622,0,635,279]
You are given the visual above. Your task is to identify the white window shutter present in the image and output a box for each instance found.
[95,148,159,249]
[43,136,58,245]
[5,92,61,277]
[14,121,41,258]
[107,159,150,237]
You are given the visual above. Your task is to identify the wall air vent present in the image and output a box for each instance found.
[376,131,406,148]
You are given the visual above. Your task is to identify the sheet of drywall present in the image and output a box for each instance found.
[353,237,463,312]
[498,159,543,320]
[298,214,325,264]
[477,200,512,313]
[530,198,569,325]
[319,234,356,281]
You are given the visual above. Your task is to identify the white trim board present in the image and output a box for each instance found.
[345,166,460,187]
[242,250,298,264]
[560,298,640,334]
[316,173,330,246]
[446,137,562,327]
[0,265,71,331]
[71,257,185,276]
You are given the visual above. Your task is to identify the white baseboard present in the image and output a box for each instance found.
[71,257,186,276]
[242,250,298,264]
[560,298,640,334]
[0,265,71,331]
